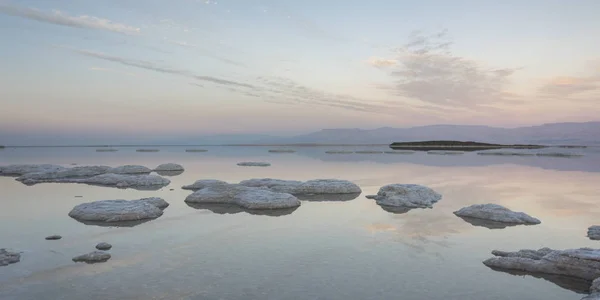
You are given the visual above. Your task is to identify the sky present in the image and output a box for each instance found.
[1,0,599,144]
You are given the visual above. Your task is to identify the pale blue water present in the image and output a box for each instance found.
[1,146,599,299]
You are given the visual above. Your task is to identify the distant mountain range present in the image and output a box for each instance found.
[2,122,599,146]
[254,122,600,146]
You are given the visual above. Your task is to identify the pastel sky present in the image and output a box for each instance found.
[1,0,599,142]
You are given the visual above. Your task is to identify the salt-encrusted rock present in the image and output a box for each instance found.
[0,249,21,266]
[454,204,541,225]
[45,235,62,240]
[325,150,353,154]
[294,179,362,195]
[268,149,296,153]
[483,247,600,280]
[96,242,112,250]
[0,164,65,176]
[75,174,170,190]
[185,184,300,210]
[17,166,112,184]
[371,184,442,208]
[68,197,168,223]
[182,179,229,191]
[589,226,600,240]
[591,278,600,294]
[154,163,184,172]
[110,165,152,174]
[239,178,303,194]
[237,162,271,167]
[72,251,111,263]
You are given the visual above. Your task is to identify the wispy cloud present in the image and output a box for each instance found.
[0,3,140,35]
[166,38,246,67]
[371,30,522,108]
[366,57,398,68]
[539,76,600,98]
[64,46,255,89]
[89,67,136,77]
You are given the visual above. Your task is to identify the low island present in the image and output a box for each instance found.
[389,140,546,152]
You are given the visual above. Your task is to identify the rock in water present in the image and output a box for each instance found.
[45,235,62,240]
[182,179,229,191]
[238,178,361,195]
[371,184,442,208]
[589,226,600,240]
[68,197,169,223]
[0,249,21,266]
[72,251,111,263]
[268,149,296,153]
[96,242,112,250]
[0,164,65,176]
[483,247,600,280]
[154,163,184,172]
[239,178,303,194]
[454,204,541,225]
[16,166,112,184]
[76,174,170,189]
[237,162,271,167]
[185,183,300,210]
[109,165,152,174]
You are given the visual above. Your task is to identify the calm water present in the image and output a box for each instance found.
[1,146,600,300]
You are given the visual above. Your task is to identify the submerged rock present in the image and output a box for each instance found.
[17,166,112,184]
[182,179,229,190]
[68,197,168,223]
[185,183,300,210]
[454,204,541,226]
[237,162,271,167]
[483,247,600,281]
[268,149,296,153]
[95,242,112,250]
[0,249,21,266]
[588,226,600,240]
[154,163,184,172]
[371,184,442,208]
[0,164,65,176]
[72,251,111,264]
[110,165,152,174]
[45,235,62,240]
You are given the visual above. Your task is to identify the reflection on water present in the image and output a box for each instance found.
[296,192,361,202]
[1,146,600,299]
[487,267,592,294]
[455,216,533,230]
[186,202,298,217]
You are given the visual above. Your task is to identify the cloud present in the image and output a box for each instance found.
[65,47,255,89]
[89,67,136,77]
[539,76,600,98]
[366,57,398,68]
[371,30,522,108]
[0,3,140,35]
[166,39,246,67]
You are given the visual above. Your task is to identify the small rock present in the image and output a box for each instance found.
[45,235,62,240]
[365,195,377,199]
[370,184,442,208]
[75,196,83,198]
[237,162,271,167]
[96,242,112,250]
[454,204,541,225]
[169,189,174,191]
[154,163,184,172]
[588,226,600,240]
[72,251,111,263]
[0,249,21,266]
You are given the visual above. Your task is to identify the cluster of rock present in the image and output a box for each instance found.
[69,197,169,224]
[0,163,185,189]
[183,178,362,212]
[0,249,20,267]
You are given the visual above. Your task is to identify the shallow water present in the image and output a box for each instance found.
[1,146,599,300]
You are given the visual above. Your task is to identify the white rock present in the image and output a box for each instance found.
[154,163,184,171]
[72,251,111,263]
[110,165,152,174]
[185,184,299,210]
[454,204,541,225]
[182,179,229,190]
[237,162,271,167]
[294,179,362,195]
[483,247,600,281]
[371,184,442,208]
[0,249,20,266]
[239,178,303,194]
[589,226,600,240]
[17,166,112,184]
[68,197,168,223]
[0,164,65,176]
